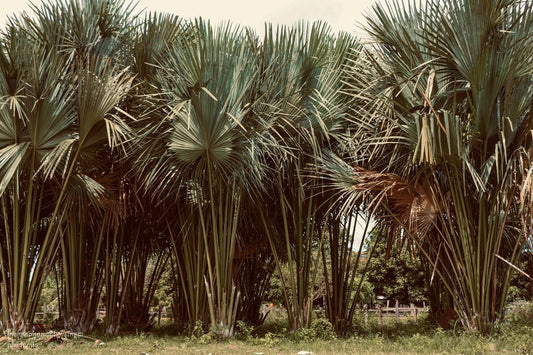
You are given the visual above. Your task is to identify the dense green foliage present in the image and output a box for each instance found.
[365,235,427,306]
[0,0,531,338]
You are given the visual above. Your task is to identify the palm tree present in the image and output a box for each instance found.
[322,0,533,333]
[0,0,134,331]
[132,19,267,336]
[255,21,358,331]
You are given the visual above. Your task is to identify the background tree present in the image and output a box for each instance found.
[365,232,428,306]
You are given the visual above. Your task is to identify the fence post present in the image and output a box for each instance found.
[363,304,368,326]
[414,307,418,324]
[395,299,399,320]
[377,304,383,326]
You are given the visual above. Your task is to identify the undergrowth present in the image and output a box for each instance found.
[1,303,533,354]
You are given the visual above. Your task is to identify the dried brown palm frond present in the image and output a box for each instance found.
[349,166,439,239]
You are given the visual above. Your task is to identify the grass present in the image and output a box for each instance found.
[2,305,533,354]
[2,327,533,355]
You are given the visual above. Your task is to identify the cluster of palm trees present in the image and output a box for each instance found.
[0,0,531,336]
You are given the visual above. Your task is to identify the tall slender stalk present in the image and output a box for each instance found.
[60,206,105,333]
[321,209,373,335]
[261,163,328,330]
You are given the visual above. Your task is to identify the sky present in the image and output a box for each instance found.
[0,0,380,37]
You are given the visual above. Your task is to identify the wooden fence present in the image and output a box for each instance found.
[363,300,429,325]
[34,305,170,324]
[35,301,428,326]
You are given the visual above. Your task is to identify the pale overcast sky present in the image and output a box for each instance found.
[0,0,381,36]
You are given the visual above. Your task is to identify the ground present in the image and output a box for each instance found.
[3,306,533,355]
[1,321,532,355]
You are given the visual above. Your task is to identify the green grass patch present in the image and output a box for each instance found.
[3,306,533,354]
[1,318,533,354]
